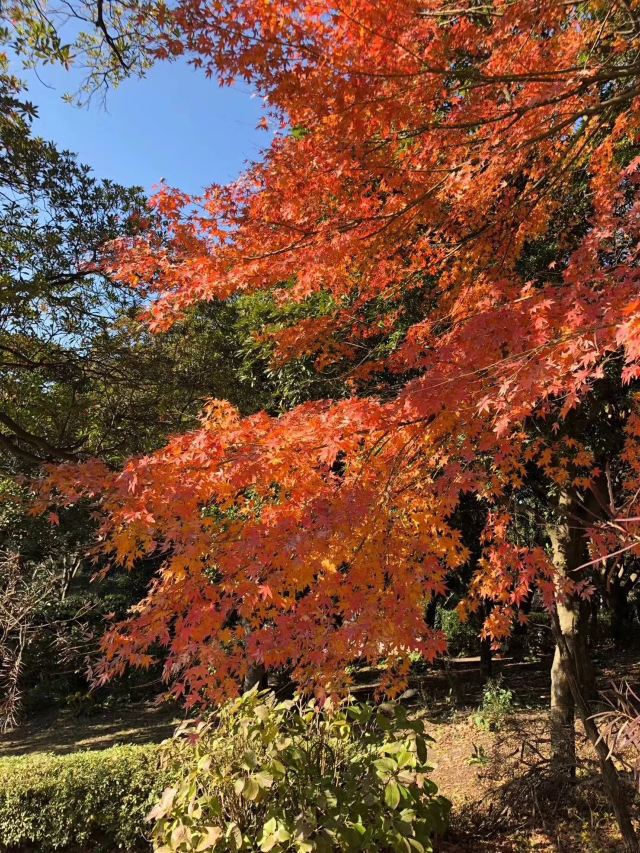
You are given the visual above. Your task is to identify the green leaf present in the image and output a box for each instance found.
[244,777,260,800]
[396,750,414,769]
[374,757,397,774]
[242,750,257,770]
[400,808,416,821]
[271,759,286,776]
[385,781,401,809]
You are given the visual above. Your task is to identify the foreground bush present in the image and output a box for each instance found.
[0,744,163,851]
[151,689,450,852]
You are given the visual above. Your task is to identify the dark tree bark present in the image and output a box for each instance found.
[551,612,638,851]
[548,491,594,775]
[480,636,493,678]
[610,575,632,650]
[243,660,268,692]
[425,596,438,629]
[589,593,600,648]
[547,491,637,850]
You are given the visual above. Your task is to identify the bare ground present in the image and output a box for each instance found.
[0,699,181,756]
[423,651,640,852]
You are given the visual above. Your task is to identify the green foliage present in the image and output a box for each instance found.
[473,679,515,732]
[151,689,450,852]
[435,606,479,658]
[0,58,346,468]
[0,744,164,851]
[0,53,152,466]
[1,0,159,100]
[466,744,489,767]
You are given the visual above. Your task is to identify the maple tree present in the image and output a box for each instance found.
[34,0,640,829]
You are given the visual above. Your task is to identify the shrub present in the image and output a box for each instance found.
[0,744,164,851]
[151,689,450,852]
[435,605,479,657]
[472,678,515,732]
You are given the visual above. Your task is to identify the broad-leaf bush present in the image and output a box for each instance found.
[0,744,164,851]
[151,689,450,852]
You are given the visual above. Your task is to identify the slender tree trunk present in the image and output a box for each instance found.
[610,575,631,650]
[480,600,493,677]
[425,596,438,629]
[480,636,493,678]
[548,492,637,851]
[589,594,599,648]
[551,612,638,851]
[548,491,593,775]
[241,617,268,692]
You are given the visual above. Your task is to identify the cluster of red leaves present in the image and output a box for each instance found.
[39,1,640,704]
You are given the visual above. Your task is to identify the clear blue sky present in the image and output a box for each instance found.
[18,57,269,195]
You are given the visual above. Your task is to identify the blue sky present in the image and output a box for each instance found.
[18,57,269,195]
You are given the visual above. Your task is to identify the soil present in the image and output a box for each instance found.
[423,650,640,852]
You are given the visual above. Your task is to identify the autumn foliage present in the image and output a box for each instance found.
[38,1,640,705]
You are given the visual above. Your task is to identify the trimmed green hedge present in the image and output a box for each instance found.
[0,744,164,851]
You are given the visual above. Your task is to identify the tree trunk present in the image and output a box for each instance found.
[548,492,637,851]
[241,618,268,692]
[549,606,586,775]
[547,491,594,775]
[425,596,438,629]
[551,612,638,851]
[589,594,599,648]
[480,636,493,678]
[480,600,493,677]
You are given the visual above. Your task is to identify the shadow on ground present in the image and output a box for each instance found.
[0,700,181,756]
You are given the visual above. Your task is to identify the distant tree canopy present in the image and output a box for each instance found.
[0,53,347,468]
[0,57,146,464]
